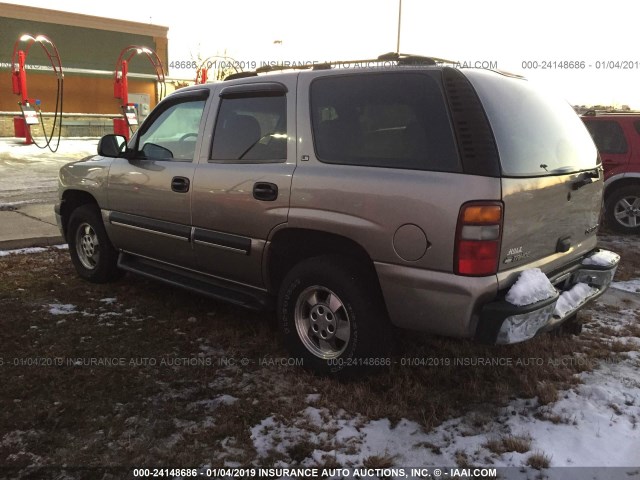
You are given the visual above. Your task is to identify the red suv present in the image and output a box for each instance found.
[582,113,640,233]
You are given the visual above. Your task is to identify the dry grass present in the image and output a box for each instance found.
[485,435,532,455]
[527,451,552,469]
[0,234,638,472]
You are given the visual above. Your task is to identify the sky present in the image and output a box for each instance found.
[6,0,640,108]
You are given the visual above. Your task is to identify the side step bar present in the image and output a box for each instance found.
[117,252,272,311]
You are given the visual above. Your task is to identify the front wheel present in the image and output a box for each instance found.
[605,185,640,234]
[278,255,389,376]
[67,205,122,283]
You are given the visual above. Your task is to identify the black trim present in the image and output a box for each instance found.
[109,212,191,240]
[442,67,501,177]
[118,252,270,310]
[193,228,251,254]
[219,82,287,98]
[475,292,559,344]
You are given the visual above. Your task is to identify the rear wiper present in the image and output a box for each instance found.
[548,165,575,174]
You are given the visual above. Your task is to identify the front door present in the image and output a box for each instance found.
[107,89,209,267]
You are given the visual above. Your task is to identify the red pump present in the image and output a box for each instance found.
[11,34,63,150]
[113,45,166,140]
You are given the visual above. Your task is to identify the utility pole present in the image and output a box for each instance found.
[396,0,402,54]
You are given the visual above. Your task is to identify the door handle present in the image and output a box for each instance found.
[253,182,278,201]
[171,176,190,193]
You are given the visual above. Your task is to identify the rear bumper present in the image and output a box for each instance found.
[476,249,619,344]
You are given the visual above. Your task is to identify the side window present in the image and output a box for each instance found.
[584,120,628,154]
[210,95,287,162]
[138,99,206,161]
[310,73,460,172]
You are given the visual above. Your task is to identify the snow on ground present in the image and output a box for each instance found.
[247,298,640,477]
[612,279,640,293]
[0,244,67,257]
[0,137,98,205]
[0,246,48,257]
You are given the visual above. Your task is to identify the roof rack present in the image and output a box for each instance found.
[224,52,458,81]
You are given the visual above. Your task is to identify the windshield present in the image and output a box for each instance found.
[465,70,598,177]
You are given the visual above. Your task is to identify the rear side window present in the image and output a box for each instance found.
[310,73,460,172]
[584,120,628,154]
[210,95,286,162]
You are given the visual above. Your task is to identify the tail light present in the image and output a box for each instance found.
[455,202,503,276]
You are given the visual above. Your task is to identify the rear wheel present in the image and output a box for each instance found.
[278,255,389,376]
[67,205,122,283]
[605,185,640,234]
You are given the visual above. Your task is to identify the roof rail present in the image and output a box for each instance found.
[223,52,457,80]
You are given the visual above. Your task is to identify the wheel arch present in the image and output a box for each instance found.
[60,190,99,238]
[265,228,382,296]
[604,176,640,202]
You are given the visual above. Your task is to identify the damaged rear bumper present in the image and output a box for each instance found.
[476,249,620,344]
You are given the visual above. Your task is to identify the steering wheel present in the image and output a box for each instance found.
[179,133,198,142]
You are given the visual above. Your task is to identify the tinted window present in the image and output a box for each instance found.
[210,96,286,162]
[466,70,598,176]
[138,100,206,161]
[310,73,460,172]
[584,120,628,154]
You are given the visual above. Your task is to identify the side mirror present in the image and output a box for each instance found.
[98,134,127,157]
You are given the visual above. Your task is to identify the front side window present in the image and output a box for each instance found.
[310,73,460,172]
[584,120,628,154]
[210,95,287,162]
[138,99,206,161]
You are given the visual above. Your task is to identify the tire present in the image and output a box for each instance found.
[278,255,389,376]
[605,185,640,234]
[67,204,122,283]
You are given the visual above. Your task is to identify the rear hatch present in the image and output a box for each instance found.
[464,70,602,274]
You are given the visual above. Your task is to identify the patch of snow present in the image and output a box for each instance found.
[48,304,77,315]
[582,250,620,267]
[100,297,118,304]
[0,247,47,257]
[611,279,640,293]
[506,268,557,306]
[306,393,321,403]
[188,395,238,411]
[554,283,597,317]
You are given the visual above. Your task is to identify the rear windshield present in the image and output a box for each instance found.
[465,70,598,177]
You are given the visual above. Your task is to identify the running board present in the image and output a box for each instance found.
[117,252,271,310]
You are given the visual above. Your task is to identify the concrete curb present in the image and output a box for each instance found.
[0,203,65,251]
[0,235,65,251]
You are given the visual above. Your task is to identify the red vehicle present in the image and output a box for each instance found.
[582,113,640,233]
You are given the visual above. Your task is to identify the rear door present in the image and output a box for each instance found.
[190,77,297,288]
[464,70,602,272]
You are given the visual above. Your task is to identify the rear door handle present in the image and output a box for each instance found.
[253,182,278,201]
[171,176,190,193]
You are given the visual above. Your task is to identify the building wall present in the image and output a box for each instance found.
[0,3,168,136]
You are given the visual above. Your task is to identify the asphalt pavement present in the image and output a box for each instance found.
[0,136,98,250]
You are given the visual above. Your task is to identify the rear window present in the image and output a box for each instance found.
[465,71,598,177]
[310,73,460,172]
[584,120,628,154]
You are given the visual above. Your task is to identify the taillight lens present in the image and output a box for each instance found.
[455,202,503,276]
